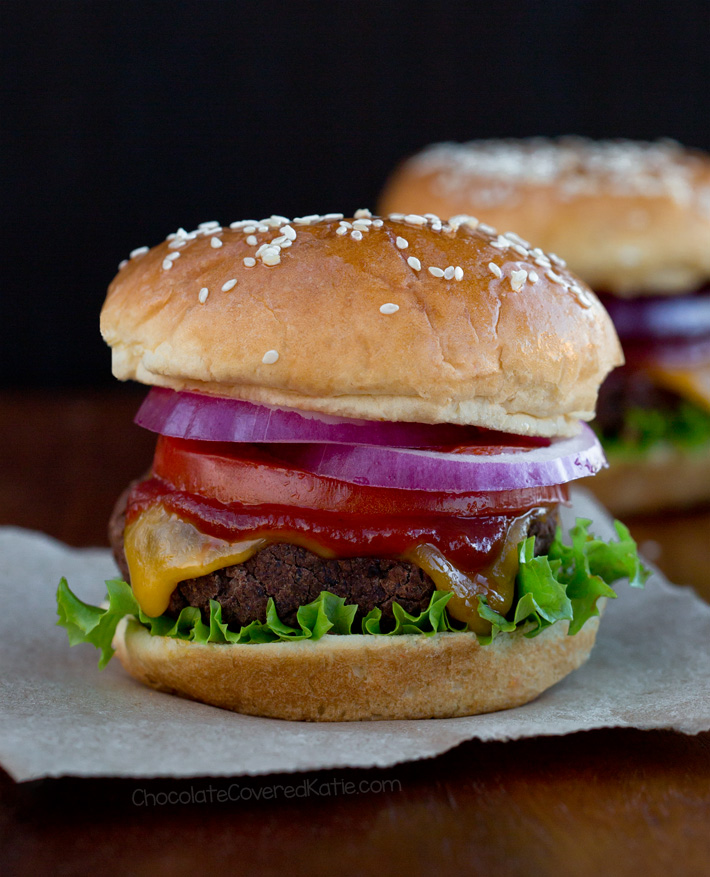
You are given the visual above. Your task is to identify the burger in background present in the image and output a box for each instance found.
[379,139,710,516]
[57,211,646,721]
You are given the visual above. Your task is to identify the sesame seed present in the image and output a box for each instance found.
[504,231,531,248]
[247,235,258,246]
[352,220,371,231]
[243,225,257,234]
[572,287,593,309]
[168,239,186,249]
[351,230,363,241]
[230,221,249,229]
[262,349,279,364]
[162,259,174,270]
[478,223,496,235]
[262,249,281,266]
[372,219,384,227]
[280,239,292,248]
[379,303,400,314]
[488,262,502,278]
[118,259,128,270]
[198,221,220,230]
[428,266,445,277]
[388,213,405,221]
[198,287,209,303]
[424,213,441,222]
[405,213,427,225]
[243,257,256,267]
[534,255,551,268]
[454,266,464,281]
[221,279,237,291]
[269,215,290,225]
[546,269,565,285]
[549,252,567,268]
[528,271,539,283]
[510,269,528,292]
[354,208,373,219]
[211,237,223,248]
[281,225,296,240]
[336,226,348,235]
[257,225,269,233]
[511,243,528,257]
[339,221,352,228]
[130,246,149,259]
[324,213,344,220]
[396,237,409,249]
[444,266,455,280]
[293,214,320,224]
[407,256,422,271]
[166,251,180,260]
[431,221,442,231]
[271,235,288,246]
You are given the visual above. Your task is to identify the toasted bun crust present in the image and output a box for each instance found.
[379,139,710,295]
[114,614,601,721]
[101,213,621,436]
[584,446,710,516]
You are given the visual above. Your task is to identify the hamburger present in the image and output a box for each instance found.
[56,210,646,721]
[379,138,710,515]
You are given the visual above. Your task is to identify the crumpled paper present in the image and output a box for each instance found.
[1,490,709,782]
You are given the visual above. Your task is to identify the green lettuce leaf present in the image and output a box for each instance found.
[56,580,458,666]
[478,518,649,643]
[599,400,710,459]
[56,518,648,666]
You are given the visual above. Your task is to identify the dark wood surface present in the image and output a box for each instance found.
[2,389,710,877]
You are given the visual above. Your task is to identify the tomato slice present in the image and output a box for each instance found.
[152,435,569,517]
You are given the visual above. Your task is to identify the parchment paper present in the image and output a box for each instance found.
[1,490,709,783]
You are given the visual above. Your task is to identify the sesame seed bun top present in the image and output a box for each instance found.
[100,211,622,437]
[378,139,710,296]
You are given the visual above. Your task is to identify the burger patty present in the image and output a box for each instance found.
[595,368,683,437]
[109,486,558,628]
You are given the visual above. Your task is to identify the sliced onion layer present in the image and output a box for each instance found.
[136,387,508,448]
[276,425,606,493]
[599,286,710,342]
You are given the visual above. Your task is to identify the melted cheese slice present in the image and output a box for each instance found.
[124,504,267,617]
[649,361,710,412]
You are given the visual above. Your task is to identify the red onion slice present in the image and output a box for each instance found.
[276,425,605,492]
[135,387,502,448]
[599,286,710,341]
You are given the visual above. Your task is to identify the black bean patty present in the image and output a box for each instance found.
[109,486,558,627]
[594,368,682,438]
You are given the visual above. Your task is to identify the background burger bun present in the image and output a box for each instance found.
[378,139,710,296]
[101,213,621,437]
[114,612,601,721]
[585,448,710,516]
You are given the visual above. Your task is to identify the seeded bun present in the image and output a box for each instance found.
[584,449,710,516]
[101,212,621,437]
[379,139,710,295]
[114,613,601,721]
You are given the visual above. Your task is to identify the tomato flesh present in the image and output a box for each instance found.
[152,435,568,518]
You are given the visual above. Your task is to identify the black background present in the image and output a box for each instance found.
[3,1,710,388]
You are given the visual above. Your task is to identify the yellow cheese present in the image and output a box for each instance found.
[124,504,267,618]
[648,361,710,412]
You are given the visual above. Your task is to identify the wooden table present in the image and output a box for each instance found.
[2,389,710,877]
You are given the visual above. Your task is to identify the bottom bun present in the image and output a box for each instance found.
[585,447,710,516]
[114,613,602,721]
